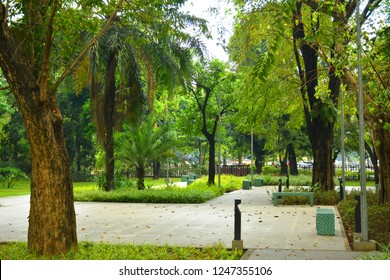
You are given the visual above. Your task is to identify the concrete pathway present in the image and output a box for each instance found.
[0,186,372,259]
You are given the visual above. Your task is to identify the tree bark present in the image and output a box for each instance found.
[136,165,146,190]
[373,127,390,204]
[253,137,266,174]
[287,143,298,175]
[207,136,216,185]
[103,51,118,191]
[366,105,390,204]
[26,101,78,255]
[292,2,336,190]
[153,161,161,179]
[0,3,77,256]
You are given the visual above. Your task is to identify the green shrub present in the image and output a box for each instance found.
[261,166,280,175]
[314,189,339,205]
[338,190,390,245]
[251,174,312,187]
[74,175,241,204]
[71,170,95,182]
[0,167,28,188]
[360,243,390,260]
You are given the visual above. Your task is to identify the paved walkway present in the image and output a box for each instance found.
[0,185,372,259]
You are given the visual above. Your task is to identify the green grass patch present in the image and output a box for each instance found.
[0,178,182,198]
[0,241,243,260]
[74,175,242,204]
[0,179,30,197]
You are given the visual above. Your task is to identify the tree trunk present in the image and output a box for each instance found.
[292,2,335,190]
[25,103,78,255]
[287,143,298,175]
[136,165,145,190]
[369,118,390,204]
[103,51,118,191]
[207,136,216,185]
[310,120,335,190]
[365,140,380,186]
[153,161,161,179]
[0,4,77,255]
[253,137,266,174]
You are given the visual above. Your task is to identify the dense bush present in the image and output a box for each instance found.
[261,166,280,175]
[74,175,242,204]
[337,190,390,245]
[71,170,95,182]
[0,167,28,188]
[253,174,312,187]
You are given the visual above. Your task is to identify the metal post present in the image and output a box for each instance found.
[354,195,362,233]
[286,174,289,189]
[339,179,344,202]
[340,89,346,200]
[234,199,241,240]
[356,0,368,241]
[278,179,282,193]
[251,127,254,185]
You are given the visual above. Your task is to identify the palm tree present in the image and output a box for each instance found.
[116,115,176,190]
[89,13,206,191]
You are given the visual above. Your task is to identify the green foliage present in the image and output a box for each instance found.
[261,166,280,175]
[74,175,242,204]
[0,241,242,260]
[116,115,178,190]
[313,189,339,205]
[338,191,390,245]
[0,179,30,197]
[360,243,390,260]
[0,167,27,188]
[71,170,95,182]
[256,174,312,187]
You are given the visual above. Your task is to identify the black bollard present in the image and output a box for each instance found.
[286,175,289,189]
[234,199,242,241]
[339,178,344,201]
[278,179,282,193]
[354,195,361,233]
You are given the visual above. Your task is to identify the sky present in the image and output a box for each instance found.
[181,0,235,61]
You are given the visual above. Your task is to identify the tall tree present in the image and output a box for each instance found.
[229,6,307,176]
[231,0,382,190]
[291,0,384,190]
[187,59,233,185]
[0,0,122,255]
[89,3,207,190]
[349,16,390,204]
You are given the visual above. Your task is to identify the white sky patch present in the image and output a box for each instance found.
[181,0,235,61]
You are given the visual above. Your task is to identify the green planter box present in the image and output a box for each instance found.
[181,175,188,182]
[316,208,335,236]
[254,178,263,187]
[189,174,197,180]
[242,180,252,190]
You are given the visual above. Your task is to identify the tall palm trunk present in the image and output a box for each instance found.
[102,50,118,191]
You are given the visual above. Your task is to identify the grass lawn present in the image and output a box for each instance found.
[0,177,181,198]
[0,242,243,260]
[0,177,375,198]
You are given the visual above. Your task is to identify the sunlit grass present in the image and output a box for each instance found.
[0,177,181,198]
[0,241,243,260]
